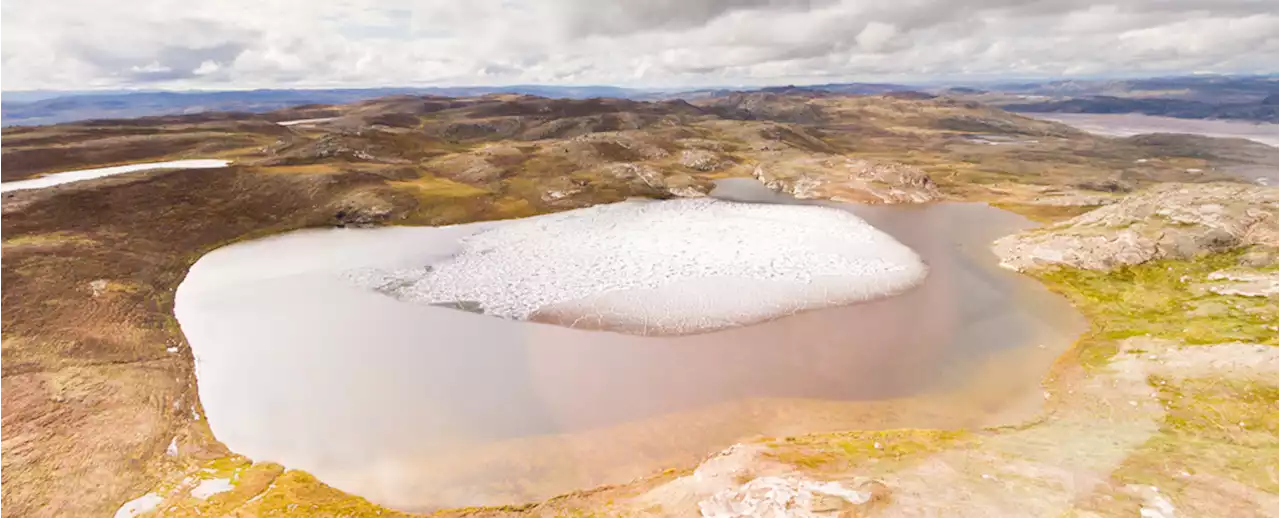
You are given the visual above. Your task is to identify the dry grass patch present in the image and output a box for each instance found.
[2,232,98,249]
[390,175,490,200]
[255,164,346,175]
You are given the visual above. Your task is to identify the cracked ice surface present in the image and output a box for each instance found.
[347,198,927,334]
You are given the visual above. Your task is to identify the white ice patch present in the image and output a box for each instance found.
[347,198,926,333]
[277,117,339,126]
[191,478,234,499]
[0,159,231,193]
[114,493,163,518]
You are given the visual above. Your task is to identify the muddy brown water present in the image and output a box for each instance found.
[175,180,1085,511]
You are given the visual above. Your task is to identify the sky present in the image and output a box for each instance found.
[2,0,1277,91]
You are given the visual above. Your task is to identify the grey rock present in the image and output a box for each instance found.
[1239,247,1278,268]
[993,183,1278,271]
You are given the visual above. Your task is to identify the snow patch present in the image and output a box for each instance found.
[277,117,339,127]
[114,493,163,518]
[191,478,234,499]
[1,160,231,193]
[346,198,926,334]
[1133,485,1177,518]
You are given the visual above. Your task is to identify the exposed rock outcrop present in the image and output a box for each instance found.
[606,163,712,198]
[680,149,723,172]
[1198,269,1280,297]
[266,133,412,165]
[754,157,939,204]
[329,190,396,227]
[993,183,1278,271]
[637,444,884,518]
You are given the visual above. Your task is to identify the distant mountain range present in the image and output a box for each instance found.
[4,84,915,126]
[938,75,1279,123]
[3,75,1276,127]
[1000,95,1277,123]
[0,86,656,126]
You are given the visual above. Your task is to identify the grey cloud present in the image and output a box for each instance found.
[117,43,247,82]
[552,0,835,38]
[57,17,256,83]
[0,0,1276,90]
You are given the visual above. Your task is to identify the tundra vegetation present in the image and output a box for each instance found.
[2,92,1275,517]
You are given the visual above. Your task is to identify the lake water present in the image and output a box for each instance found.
[175,180,1085,510]
[1030,113,1279,147]
[1029,113,1279,184]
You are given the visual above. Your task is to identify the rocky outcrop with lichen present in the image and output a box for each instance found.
[754,157,939,204]
[993,183,1278,271]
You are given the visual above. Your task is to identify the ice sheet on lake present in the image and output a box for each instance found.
[347,198,927,333]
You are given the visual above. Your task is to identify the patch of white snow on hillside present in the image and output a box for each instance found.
[347,198,926,333]
[114,493,163,518]
[277,117,339,126]
[0,159,231,193]
[190,478,234,499]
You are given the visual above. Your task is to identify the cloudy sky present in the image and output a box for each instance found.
[2,0,1277,91]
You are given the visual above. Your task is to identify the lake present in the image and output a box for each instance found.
[174,180,1085,511]
[1030,112,1279,147]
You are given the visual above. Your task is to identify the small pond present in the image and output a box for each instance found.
[175,179,1084,510]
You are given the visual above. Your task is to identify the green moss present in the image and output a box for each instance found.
[199,455,253,478]
[1034,252,1278,370]
[1031,250,1278,510]
[764,429,972,472]
[233,470,410,517]
[1111,376,1279,495]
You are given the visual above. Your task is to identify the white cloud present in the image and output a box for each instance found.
[0,0,1276,90]
[192,61,221,76]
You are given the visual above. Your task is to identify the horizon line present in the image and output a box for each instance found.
[5,71,1278,95]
